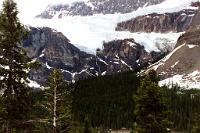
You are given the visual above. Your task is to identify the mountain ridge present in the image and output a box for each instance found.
[19,0,200,88]
[24,27,162,86]
[35,0,165,19]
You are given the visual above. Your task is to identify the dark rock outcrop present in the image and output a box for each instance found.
[24,27,98,85]
[176,7,200,47]
[116,9,196,33]
[96,38,161,75]
[35,0,165,19]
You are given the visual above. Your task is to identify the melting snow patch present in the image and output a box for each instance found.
[28,80,43,89]
[188,45,197,48]
[159,71,200,89]
[39,54,44,57]
[45,62,52,69]
[101,71,106,76]
[188,70,200,77]
[121,60,133,70]
[189,14,195,17]
[159,75,183,87]
[97,57,108,65]
[72,73,75,83]
[171,61,179,68]
[152,62,164,70]
[85,2,95,10]
[127,41,136,47]
[181,13,186,16]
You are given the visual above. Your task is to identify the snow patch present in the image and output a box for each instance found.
[45,62,53,69]
[97,57,108,65]
[114,62,119,64]
[181,13,186,16]
[121,60,133,70]
[85,1,95,10]
[28,80,44,89]
[188,45,197,48]
[159,70,200,89]
[39,54,44,57]
[127,41,136,47]
[101,71,106,76]
[171,61,179,68]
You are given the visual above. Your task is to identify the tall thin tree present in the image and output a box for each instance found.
[0,0,40,132]
[41,69,72,133]
[134,69,172,133]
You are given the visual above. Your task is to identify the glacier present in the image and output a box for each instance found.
[14,0,198,54]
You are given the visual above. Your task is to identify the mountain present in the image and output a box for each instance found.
[29,0,186,55]
[116,9,196,33]
[23,27,161,86]
[151,6,200,88]
[19,0,200,88]
[35,0,165,19]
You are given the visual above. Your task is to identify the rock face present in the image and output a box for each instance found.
[97,39,161,74]
[35,0,165,19]
[23,27,161,86]
[150,7,200,82]
[24,27,97,85]
[116,9,196,33]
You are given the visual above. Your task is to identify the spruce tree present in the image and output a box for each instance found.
[133,69,172,133]
[41,69,72,133]
[192,114,200,133]
[83,116,91,133]
[0,0,40,132]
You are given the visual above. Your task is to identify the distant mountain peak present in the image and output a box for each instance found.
[35,0,165,19]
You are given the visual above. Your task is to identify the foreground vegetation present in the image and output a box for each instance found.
[70,69,200,133]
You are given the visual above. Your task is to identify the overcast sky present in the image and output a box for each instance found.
[0,0,88,20]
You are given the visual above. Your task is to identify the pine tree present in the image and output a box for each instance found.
[133,69,172,133]
[41,69,72,133]
[83,116,91,133]
[0,0,40,132]
[192,114,200,133]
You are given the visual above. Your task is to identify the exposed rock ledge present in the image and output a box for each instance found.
[116,9,196,33]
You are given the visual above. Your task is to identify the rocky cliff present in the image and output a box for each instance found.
[35,0,165,19]
[116,9,196,33]
[150,7,200,83]
[24,27,99,85]
[97,39,161,75]
[23,27,161,86]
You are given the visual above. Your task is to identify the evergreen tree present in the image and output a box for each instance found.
[41,69,72,133]
[192,114,200,133]
[133,69,172,133]
[0,0,40,132]
[83,116,91,133]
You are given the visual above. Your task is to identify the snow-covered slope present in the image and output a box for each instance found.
[149,42,200,89]
[35,0,165,18]
[15,0,199,54]
[151,11,200,89]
